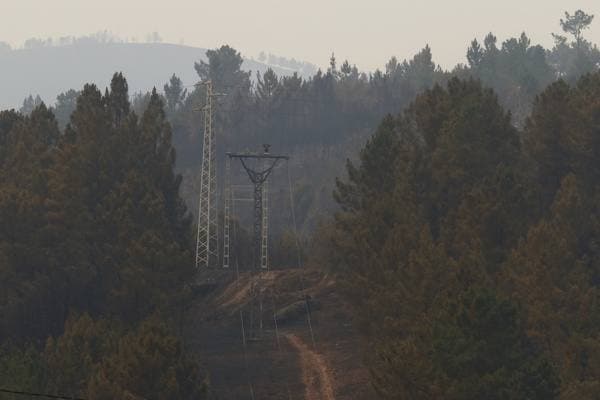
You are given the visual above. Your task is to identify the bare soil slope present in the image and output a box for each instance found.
[184,268,374,400]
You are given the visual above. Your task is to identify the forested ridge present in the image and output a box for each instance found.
[1,9,600,400]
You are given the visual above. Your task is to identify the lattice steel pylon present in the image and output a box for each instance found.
[226,146,288,270]
[222,155,231,269]
[195,81,219,269]
[260,178,269,270]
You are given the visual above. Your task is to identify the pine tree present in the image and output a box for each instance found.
[87,317,207,400]
[560,10,595,48]
[256,68,280,103]
[44,314,117,397]
[333,77,540,397]
[163,74,187,115]
[523,80,572,205]
[432,289,559,400]
[502,174,600,397]
[53,89,80,131]
[194,45,251,94]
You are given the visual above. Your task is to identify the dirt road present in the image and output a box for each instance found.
[285,333,336,400]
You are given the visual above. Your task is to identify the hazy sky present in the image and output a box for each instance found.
[2,0,599,71]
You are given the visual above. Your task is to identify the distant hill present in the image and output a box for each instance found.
[0,42,314,110]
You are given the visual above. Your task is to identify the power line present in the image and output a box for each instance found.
[0,388,85,400]
[239,309,256,400]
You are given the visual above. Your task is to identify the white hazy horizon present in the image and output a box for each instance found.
[2,0,600,71]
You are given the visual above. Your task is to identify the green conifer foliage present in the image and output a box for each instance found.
[432,290,558,400]
[1,73,194,340]
[332,77,558,398]
[0,72,206,397]
[87,317,207,400]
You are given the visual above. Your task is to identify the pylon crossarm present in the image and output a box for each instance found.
[238,157,282,185]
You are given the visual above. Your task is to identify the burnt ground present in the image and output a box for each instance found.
[183,269,374,400]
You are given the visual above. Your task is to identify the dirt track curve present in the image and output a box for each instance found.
[285,333,336,400]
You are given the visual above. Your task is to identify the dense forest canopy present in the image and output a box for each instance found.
[0,74,206,399]
[1,8,600,400]
[326,10,600,399]
[328,70,600,399]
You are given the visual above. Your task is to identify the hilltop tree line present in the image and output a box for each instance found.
[0,74,206,399]
[150,9,598,260]
[160,8,599,158]
[125,10,600,238]
[22,12,598,240]
[26,10,600,144]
